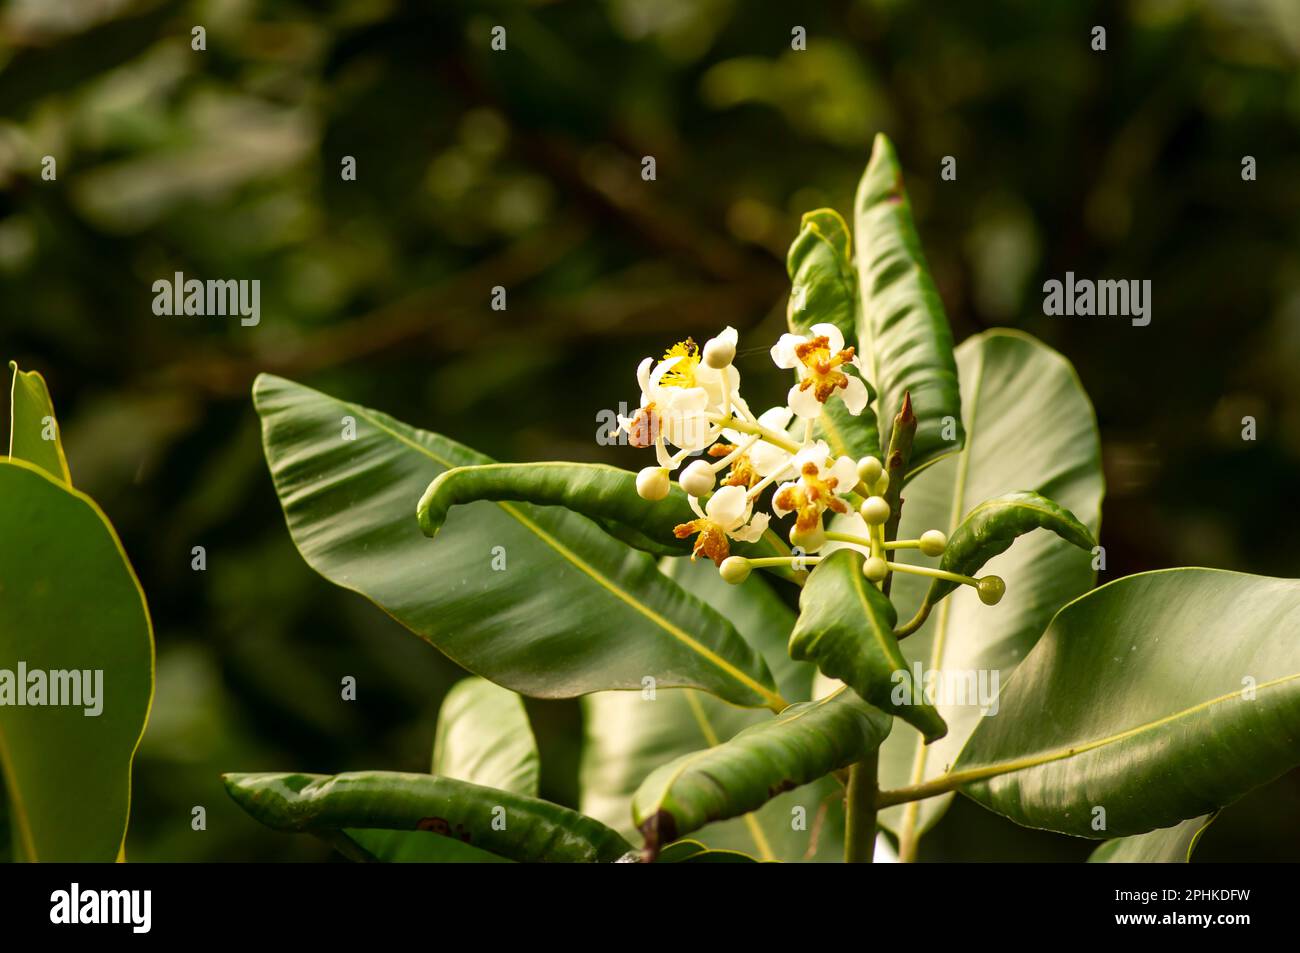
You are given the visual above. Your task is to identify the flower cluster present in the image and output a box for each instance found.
[620,325,1004,609]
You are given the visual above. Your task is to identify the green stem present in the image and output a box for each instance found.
[892,598,934,640]
[886,562,978,587]
[844,752,879,863]
[708,414,801,455]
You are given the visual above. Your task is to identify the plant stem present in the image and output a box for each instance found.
[843,751,879,863]
[886,562,978,587]
[708,414,800,455]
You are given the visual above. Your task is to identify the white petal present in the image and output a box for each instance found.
[636,357,654,395]
[810,322,844,354]
[664,408,712,450]
[771,482,799,518]
[649,356,679,389]
[705,484,749,529]
[771,334,805,370]
[830,454,859,491]
[751,442,791,477]
[688,494,707,520]
[654,438,674,468]
[840,375,869,416]
[787,383,823,420]
[756,405,794,431]
[729,511,769,543]
[718,325,738,346]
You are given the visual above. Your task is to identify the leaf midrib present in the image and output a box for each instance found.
[896,341,987,840]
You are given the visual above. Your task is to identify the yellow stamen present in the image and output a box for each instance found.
[660,339,700,389]
[673,518,730,565]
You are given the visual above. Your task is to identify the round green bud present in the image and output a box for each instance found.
[719,556,751,585]
[859,495,890,526]
[872,470,890,496]
[862,556,888,583]
[919,529,947,557]
[977,575,1006,606]
[857,455,883,486]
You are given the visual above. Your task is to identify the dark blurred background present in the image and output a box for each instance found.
[1,0,1297,861]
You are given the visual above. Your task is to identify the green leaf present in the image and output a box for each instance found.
[418,460,800,575]
[8,362,71,483]
[877,329,1104,851]
[580,557,845,862]
[789,549,946,742]
[432,677,540,795]
[854,133,963,474]
[925,490,1095,603]
[346,677,539,862]
[631,687,891,858]
[953,569,1300,838]
[786,208,881,461]
[0,459,154,861]
[1088,814,1216,863]
[654,839,760,863]
[253,374,782,710]
[224,771,633,863]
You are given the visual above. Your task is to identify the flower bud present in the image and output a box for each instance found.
[719,556,751,584]
[856,455,883,486]
[872,470,890,496]
[919,529,947,557]
[977,575,1006,606]
[789,521,825,553]
[679,460,716,498]
[703,335,736,369]
[636,466,671,501]
[859,496,890,526]
[862,556,888,583]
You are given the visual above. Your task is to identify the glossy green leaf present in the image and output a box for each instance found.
[954,569,1300,838]
[654,839,760,863]
[853,133,963,475]
[580,557,845,862]
[224,771,633,863]
[418,460,799,576]
[789,549,946,741]
[631,687,891,858]
[346,677,539,862]
[0,459,154,861]
[926,491,1095,603]
[1088,814,1216,863]
[878,329,1104,851]
[432,677,539,795]
[253,374,781,710]
[786,208,881,461]
[8,362,71,483]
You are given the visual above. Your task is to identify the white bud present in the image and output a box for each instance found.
[679,460,716,497]
[636,466,671,501]
[857,456,883,485]
[703,335,736,369]
[859,496,890,525]
[919,529,947,557]
[862,556,888,582]
[719,556,751,584]
[789,521,825,552]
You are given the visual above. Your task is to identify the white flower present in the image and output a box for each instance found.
[619,333,741,464]
[673,485,770,565]
[771,442,858,531]
[770,322,870,420]
[721,405,794,479]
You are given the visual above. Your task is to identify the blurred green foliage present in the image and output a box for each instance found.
[2,0,1298,861]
